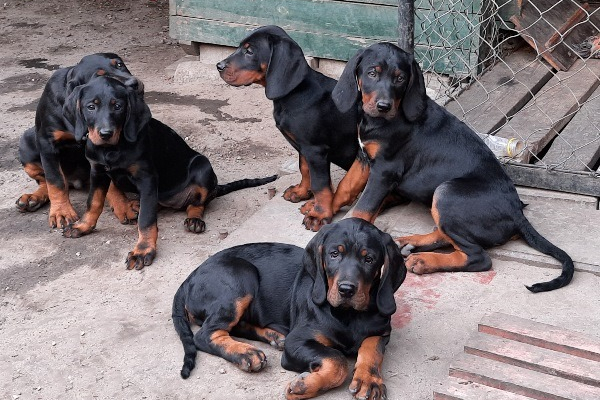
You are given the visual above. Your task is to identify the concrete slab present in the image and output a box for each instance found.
[213,176,600,399]
[218,172,600,278]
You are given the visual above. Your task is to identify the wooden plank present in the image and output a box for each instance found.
[510,0,592,71]
[542,85,600,171]
[502,162,600,197]
[434,376,532,400]
[445,48,553,135]
[170,16,382,61]
[449,352,600,400]
[465,331,600,387]
[478,312,600,362]
[495,59,600,163]
[171,15,480,73]
[174,0,483,49]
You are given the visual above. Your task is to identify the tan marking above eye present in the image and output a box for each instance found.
[337,245,345,253]
[375,66,382,73]
[360,249,368,257]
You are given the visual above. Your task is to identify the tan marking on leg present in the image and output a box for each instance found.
[349,336,387,399]
[17,163,49,211]
[47,174,78,228]
[64,186,107,236]
[405,198,468,274]
[331,158,370,214]
[126,224,158,270]
[284,155,312,202]
[286,357,348,400]
[106,183,138,224]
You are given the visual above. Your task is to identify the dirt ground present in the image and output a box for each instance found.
[0,1,308,399]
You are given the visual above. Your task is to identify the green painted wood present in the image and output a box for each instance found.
[170,0,494,76]
[173,1,485,48]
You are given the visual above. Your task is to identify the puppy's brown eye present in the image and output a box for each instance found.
[114,103,122,111]
[330,250,339,258]
[368,70,377,78]
[86,104,96,111]
[365,256,374,263]
[116,61,124,68]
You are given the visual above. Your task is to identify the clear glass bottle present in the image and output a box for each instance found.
[478,134,525,158]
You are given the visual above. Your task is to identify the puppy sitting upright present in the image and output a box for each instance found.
[217,25,365,231]
[332,43,574,293]
[62,75,276,270]
[173,218,407,400]
[16,53,138,228]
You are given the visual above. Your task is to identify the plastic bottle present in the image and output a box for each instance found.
[478,134,525,158]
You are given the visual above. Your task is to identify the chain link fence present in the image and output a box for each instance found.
[413,0,600,194]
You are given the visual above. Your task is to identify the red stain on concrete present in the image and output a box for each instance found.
[391,273,444,329]
[391,300,412,329]
[473,270,497,284]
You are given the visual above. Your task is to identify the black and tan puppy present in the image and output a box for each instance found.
[332,43,574,293]
[16,53,139,228]
[61,75,277,270]
[173,218,406,400]
[217,25,366,231]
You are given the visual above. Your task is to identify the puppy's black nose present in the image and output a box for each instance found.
[216,60,227,72]
[338,282,357,298]
[376,100,392,113]
[99,129,113,140]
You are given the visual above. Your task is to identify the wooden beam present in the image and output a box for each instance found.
[449,353,600,399]
[502,162,600,197]
[496,59,600,163]
[445,49,553,135]
[478,312,600,362]
[542,84,600,171]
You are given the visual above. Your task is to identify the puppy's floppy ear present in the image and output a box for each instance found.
[124,77,151,143]
[62,85,88,142]
[402,56,427,122]
[332,48,365,113]
[264,35,310,100]
[376,232,407,316]
[303,224,334,305]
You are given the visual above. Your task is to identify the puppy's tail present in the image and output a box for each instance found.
[172,285,197,379]
[216,174,278,197]
[516,215,574,293]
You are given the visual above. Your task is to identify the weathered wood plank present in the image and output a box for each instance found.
[502,162,600,197]
[465,331,600,387]
[542,85,600,171]
[510,0,591,71]
[495,59,600,163]
[445,48,553,135]
[170,16,382,61]
[171,14,480,73]
[434,376,532,400]
[478,312,600,362]
[173,0,483,49]
[449,352,600,400]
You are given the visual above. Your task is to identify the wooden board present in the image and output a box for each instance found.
[449,353,600,400]
[170,0,493,75]
[465,332,600,387]
[542,84,600,171]
[435,312,600,400]
[495,59,600,163]
[510,0,596,71]
[478,312,600,362]
[434,376,531,400]
[445,48,553,135]
[503,163,600,197]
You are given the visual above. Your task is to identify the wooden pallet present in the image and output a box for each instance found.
[510,0,595,71]
[434,312,600,400]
